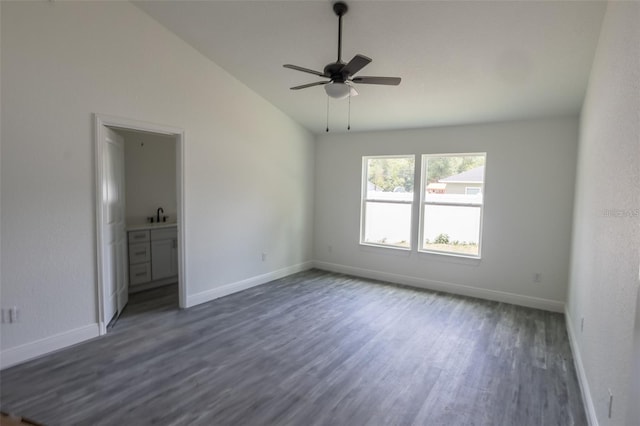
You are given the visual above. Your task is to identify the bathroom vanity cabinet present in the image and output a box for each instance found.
[127,224,177,292]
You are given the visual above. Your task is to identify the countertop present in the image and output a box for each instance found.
[127,222,178,232]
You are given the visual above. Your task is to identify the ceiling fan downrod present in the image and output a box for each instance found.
[334,2,348,64]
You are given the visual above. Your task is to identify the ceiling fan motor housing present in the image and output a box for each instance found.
[324,62,347,81]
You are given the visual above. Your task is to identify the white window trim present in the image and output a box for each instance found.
[360,155,415,250]
[418,153,486,259]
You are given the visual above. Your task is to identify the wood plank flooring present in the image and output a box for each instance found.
[0,270,587,425]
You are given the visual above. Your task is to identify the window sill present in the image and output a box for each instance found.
[359,242,412,254]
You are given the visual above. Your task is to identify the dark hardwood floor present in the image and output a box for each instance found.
[0,270,586,425]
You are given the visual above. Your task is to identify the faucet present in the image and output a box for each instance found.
[156,207,164,223]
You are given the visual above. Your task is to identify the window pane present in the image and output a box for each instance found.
[420,153,486,257]
[422,204,481,256]
[361,156,414,249]
[424,155,485,202]
[363,201,411,248]
[366,157,414,202]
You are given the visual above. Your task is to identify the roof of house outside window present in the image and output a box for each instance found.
[439,165,485,183]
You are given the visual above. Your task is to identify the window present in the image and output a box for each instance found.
[465,187,481,195]
[361,156,415,249]
[420,154,486,257]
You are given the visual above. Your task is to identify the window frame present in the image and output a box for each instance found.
[418,153,487,259]
[360,155,416,250]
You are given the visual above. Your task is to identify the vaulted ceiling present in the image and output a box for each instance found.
[134,0,606,134]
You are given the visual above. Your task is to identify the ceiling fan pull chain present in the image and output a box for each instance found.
[348,92,351,131]
[326,96,330,132]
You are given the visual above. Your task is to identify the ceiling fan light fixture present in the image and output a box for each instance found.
[325,82,351,99]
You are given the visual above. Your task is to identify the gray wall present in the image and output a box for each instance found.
[0,1,315,365]
[314,117,578,311]
[567,1,640,425]
[121,130,177,226]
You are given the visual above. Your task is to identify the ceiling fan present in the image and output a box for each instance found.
[284,1,401,100]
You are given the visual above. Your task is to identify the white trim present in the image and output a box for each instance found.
[360,242,411,251]
[186,262,313,308]
[313,261,565,312]
[94,116,106,333]
[94,113,187,336]
[0,324,100,370]
[565,306,598,426]
[364,199,413,205]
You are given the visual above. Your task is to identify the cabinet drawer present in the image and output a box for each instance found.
[151,227,177,241]
[128,230,150,243]
[129,262,151,285]
[129,242,150,264]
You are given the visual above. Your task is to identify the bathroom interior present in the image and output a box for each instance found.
[116,129,179,311]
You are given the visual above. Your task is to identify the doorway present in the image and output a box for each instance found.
[94,114,186,335]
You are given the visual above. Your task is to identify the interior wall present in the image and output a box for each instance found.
[567,1,640,425]
[0,1,314,362]
[314,117,578,310]
[120,130,177,226]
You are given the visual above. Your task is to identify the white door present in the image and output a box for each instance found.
[102,127,128,324]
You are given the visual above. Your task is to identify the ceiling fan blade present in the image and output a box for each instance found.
[290,81,330,90]
[352,76,401,86]
[341,54,372,77]
[283,64,326,77]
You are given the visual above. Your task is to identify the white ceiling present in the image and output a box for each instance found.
[134,0,606,134]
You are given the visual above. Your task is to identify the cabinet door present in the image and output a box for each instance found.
[151,239,177,280]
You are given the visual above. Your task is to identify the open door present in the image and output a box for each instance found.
[102,127,128,324]
[95,113,186,335]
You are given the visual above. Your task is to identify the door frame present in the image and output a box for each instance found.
[94,113,187,335]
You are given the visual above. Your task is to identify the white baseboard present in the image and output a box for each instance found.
[0,323,100,370]
[565,307,598,426]
[186,261,314,308]
[313,261,565,312]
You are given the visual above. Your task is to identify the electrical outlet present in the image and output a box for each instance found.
[2,308,19,324]
[580,317,584,332]
[533,272,541,283]
[10,307,19,323]
[261,252,267,262]
[608,389,613,419]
